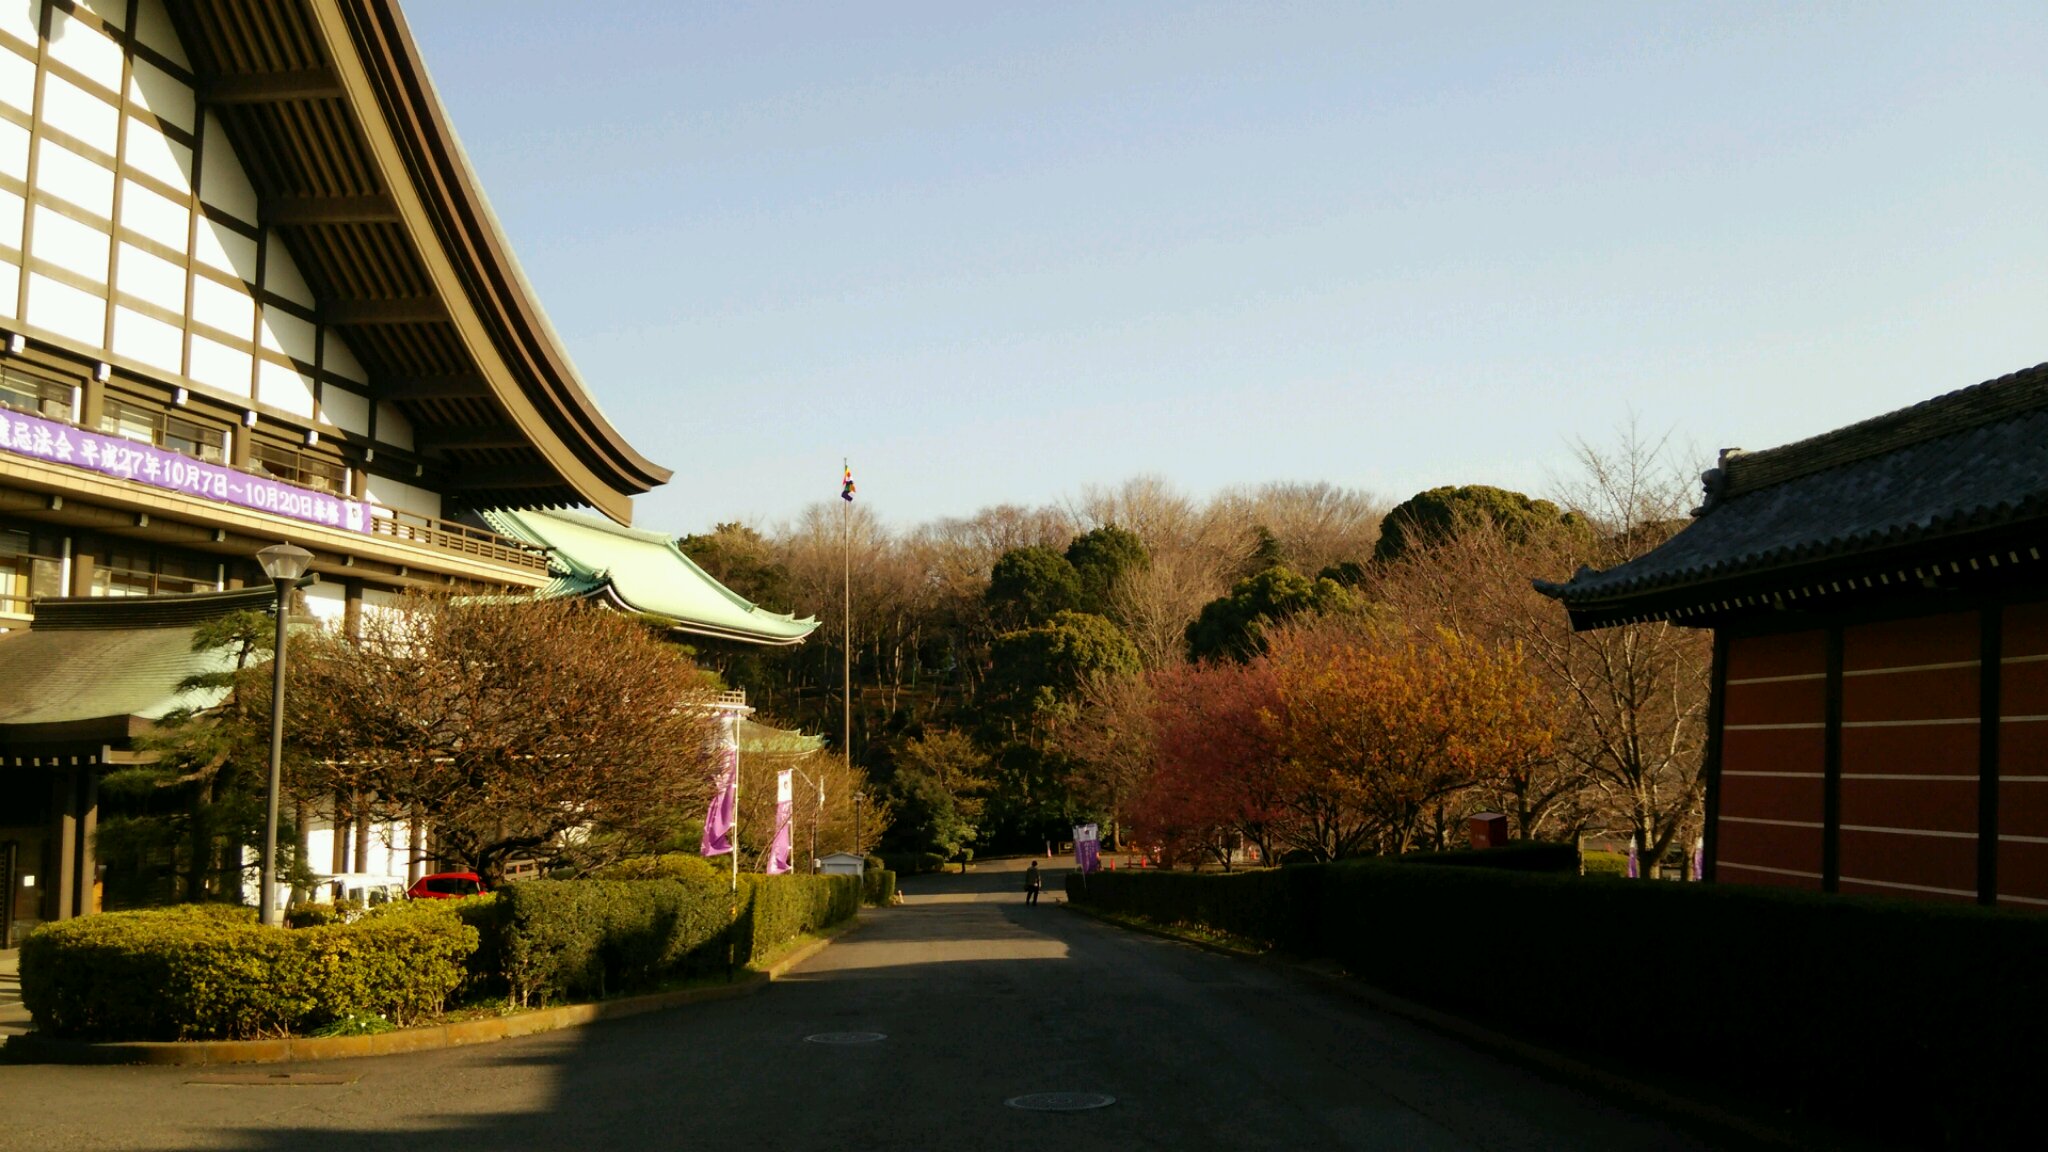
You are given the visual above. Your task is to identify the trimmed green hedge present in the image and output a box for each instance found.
[1068,863,2048,1146]
[862,868,897,906]
[882,852,948,876]
[1388,841,1580,873]
[20,902,475,1040]
[491,873,859,1006]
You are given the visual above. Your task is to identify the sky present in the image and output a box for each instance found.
[403,2,2048,535]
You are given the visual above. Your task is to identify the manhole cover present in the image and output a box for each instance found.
[1005,1092,1116,1111]
[187,1072,353,1086]
[803,1031,888,1045]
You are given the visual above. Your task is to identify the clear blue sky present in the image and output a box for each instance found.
[405,2,2047,534]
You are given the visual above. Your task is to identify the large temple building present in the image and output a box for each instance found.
[0,1,764,942]
[1542,361,2048,908]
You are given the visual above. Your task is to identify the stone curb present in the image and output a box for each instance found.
[1063,903,1855,1152]
[0,920,851,1067]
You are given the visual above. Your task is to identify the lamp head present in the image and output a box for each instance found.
[255,543,314,582]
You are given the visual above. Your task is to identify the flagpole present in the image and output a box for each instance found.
[842,457,852,776]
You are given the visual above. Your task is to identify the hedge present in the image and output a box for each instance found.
[20,902,475,1040]
[1387,841,1580,873]
[1068,863,2048,1147]
[862,868,897,906]
[881,852,948,876]
[490,872,859,1006]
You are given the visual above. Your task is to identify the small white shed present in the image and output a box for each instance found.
[818,852,866,877]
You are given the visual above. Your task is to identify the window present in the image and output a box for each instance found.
[0,367,76,420]
[251,440,349,494]
[0,529,64,615]
[99,396,228,463]
[91,547,221,598]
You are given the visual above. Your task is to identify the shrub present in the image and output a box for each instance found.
[1068,863,2048,1146]
[591,853,724,884]
[20,904,475,1041]
[862,868,897,906]
[492,873,859,1007]
[1387,841,1580,873]
[882,852,947,875]
[1580,849,1627,876]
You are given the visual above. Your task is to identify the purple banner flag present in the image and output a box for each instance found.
[0,406,372,534]
[1626,835,1639,879]
[699,719,740,857]
[766,770,794,875]
[1074,823,1100,874]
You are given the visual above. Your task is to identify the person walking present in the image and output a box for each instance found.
[1025,861,1042,906]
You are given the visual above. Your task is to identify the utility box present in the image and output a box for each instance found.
[1469,813,1509,850]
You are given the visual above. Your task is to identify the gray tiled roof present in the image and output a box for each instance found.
[1539,361,2048,616]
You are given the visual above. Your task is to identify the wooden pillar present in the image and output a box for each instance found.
[343,580,363,642]
[47,768,77,921]
[77,373,104,430]
[1701,631,1729,883]
[1821,625,1844,894]
[74,769,96,916]
[68,539,95,598]
[1979,604,2004,906]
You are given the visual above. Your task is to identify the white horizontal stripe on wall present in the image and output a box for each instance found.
[1998,834,2048,845]
[1843,659,1979,678]
[1726,672,1825,686]
[1999,893,2048,907]
[1717,862,1823,880]
[1840,718,1978,728]
[1720,816,1824,829]
[2006,654,2048,665]
[1838,824,1975,840]
[1722,771,1824,778]
[1838,876,1976,898]
[1839,773,1979,781]
[1723,723,1825,731]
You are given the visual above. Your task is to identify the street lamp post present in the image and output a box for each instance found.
[255,543,312,927]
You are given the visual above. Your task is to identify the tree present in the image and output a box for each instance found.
[97,609,285,905]
[1265,620,1556,857]
[1128,658,1285,868]
[1373,485,1574,564]
[1063,524,1148,618]
[285,597,720,885]
[1184,566,1352,663]
[884,730,990,859]
[678,522,795,612]
[987,610,1142,727]
[985,546,1084,631]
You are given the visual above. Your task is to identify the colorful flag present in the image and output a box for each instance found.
[766,770,794,875]
[699,718,740,857]
[1074,823,1101,874]
[841,464,856,502]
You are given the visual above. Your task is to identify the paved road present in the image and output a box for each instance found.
[0,860,1744,1151]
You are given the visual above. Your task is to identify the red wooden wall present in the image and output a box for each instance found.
[1718,629,1827,888]
[1838,612,1979,901]
[1712,600,2048,907]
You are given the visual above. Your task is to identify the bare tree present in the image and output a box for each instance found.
[286,596,720,885]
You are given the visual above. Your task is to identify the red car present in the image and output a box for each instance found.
[406,871,486,899]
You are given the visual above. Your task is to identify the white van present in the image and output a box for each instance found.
[315,873,408,911]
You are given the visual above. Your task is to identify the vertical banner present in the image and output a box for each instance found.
[1626,834,1640,879]
[1073,823,1101,874]
[700,715,740,857]
[767,770,794,875]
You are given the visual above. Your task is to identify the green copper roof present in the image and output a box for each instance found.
[740,717,826,756]
[484,508,818,647]
[0,587,278,741]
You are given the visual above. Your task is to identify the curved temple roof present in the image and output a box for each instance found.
[485,509,819,647]
[168,1,671,521]
[1538,361,2048,629]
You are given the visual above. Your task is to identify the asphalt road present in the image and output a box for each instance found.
[0,859,1742,1151]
